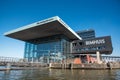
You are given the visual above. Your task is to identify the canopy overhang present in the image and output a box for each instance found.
[4,16,82,41]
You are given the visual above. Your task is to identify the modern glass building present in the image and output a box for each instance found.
[4,16,113,63]
[4,16,82,63]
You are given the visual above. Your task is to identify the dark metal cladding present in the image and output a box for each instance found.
[71,36,113,54]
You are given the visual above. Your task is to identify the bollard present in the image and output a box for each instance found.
[6,63,11,70]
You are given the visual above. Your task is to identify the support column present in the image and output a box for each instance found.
[6,63,11,70]
[96,51,102,64]
[31,57,33,63]
[26,58,28,62]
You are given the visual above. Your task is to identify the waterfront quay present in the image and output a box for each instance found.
[0,56,48,71]
[1,56,120,71]
[49,55,120,69]
[49,62,120,69]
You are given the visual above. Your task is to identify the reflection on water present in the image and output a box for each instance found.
[0,68,120,80]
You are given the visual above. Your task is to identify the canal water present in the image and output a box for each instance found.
[0,68,120,80]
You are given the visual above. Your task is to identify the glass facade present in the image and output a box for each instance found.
[76,29,95,39]
[24,35,71,63]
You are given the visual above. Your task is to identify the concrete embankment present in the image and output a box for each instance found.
[0,62,48,71]
[0,62,48,67]
[49,63,70,69]
[49,62,120,69]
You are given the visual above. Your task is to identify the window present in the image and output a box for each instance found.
[73,43,77,46]
[79,42,83,46]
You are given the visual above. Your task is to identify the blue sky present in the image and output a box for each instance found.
[0,0,120,58]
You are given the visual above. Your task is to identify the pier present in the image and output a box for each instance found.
[49,62,120,69]
[0,56,48,71]
[49,56,120,69]
[0,56,120,70]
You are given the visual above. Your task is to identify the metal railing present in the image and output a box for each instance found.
[0,56,24,63]
[101,56,120,62]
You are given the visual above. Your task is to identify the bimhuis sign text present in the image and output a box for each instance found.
[85,39,105,45]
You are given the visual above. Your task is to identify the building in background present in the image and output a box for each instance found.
[4,16,113,64]
[76,29,95,40]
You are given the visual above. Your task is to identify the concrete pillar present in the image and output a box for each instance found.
[26,58,28,62]
[6,63,11,70]
[47,57,49,64]
[32,57,34,63]
[49,63,52,68]
[96,51,101,64]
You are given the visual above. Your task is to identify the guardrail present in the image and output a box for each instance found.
[0,56,24,63]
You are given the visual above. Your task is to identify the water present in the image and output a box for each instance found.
[0,68,120,80]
